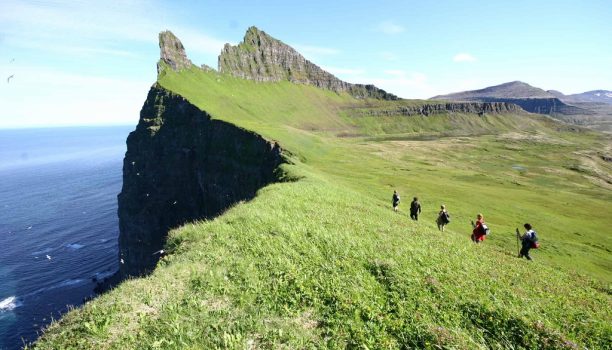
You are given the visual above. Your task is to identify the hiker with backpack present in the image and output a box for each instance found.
[470,213,489,243]
[517,223,539,260]
[410,197,422,221]
[392,190,400,212]
[436,205,450,231]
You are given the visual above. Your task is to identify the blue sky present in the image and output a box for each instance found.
[0,0,610,128]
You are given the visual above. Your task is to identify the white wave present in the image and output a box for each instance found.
[31,247,53,255]
[57,279,85,288]
[0,296,22,311]
[66,243,85,249]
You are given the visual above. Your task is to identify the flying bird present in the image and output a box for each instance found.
[10,58,15,63]
[7,75,14,83]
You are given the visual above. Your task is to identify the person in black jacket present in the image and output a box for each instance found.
[517,223,538,260]
[436,205,450,231]
[410,197,421,221]
[392,190,400,212]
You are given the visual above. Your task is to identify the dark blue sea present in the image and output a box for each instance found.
[0,125,132,349]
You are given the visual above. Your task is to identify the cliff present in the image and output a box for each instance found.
[477,97,594,116]
[218,27,398,100]
[157,30,193,73]
[360,101,523,117]
[117,85,283,277]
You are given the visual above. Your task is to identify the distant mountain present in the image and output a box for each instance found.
[566,90,612,104]
[431,81,555,100]
[432,82,612,131]
[430,81,589,116]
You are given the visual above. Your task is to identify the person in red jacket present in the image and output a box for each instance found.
[471,213,487,243]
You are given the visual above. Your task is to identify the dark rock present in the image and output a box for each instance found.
[218,26,397,100]
[117,84,284,277]
[360,102,523,117]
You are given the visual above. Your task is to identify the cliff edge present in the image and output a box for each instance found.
[117,85,283,277]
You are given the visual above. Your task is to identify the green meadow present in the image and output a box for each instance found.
[34,67,611,349]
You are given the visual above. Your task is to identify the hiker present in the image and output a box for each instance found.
[410,197,421,220]
[517,223,538,260]
[392,190,400,212]
[470,213,488,243]
[436,205,450,231]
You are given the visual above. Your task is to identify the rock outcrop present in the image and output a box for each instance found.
[158,30,193,73]
[477,97,594,116]
[219,27,397,100]
[360,101,523,117]
[118,84,283,277]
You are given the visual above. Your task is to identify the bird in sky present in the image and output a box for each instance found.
[7,75,14,83]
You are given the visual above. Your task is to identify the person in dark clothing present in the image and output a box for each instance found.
[518,223,537,260]
[392,190,400,212]
[410,197,421,220]
[436,205,450,231]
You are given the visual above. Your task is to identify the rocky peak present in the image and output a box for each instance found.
[218,26,397,100]
[158,30,192,73]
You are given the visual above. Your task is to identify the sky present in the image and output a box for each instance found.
[0,0,610,128]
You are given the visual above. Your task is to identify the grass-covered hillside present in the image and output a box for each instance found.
[34,66,611,349]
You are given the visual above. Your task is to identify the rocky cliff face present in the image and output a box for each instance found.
[361,101,523,117]
[477,97,594,116]
[118,84,283,277]
[158,30,193,73]
[218,27,397,100]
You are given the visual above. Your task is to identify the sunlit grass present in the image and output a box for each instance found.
[32,67,611,349]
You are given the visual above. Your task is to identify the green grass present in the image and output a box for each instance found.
[33,67,611,349]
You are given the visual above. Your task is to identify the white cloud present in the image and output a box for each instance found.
[0,0,230,127]
[0,65,150,128]
[335,69,434,99]
[323,66,366,76]
[172,28,230,56]
[293,45,340,56]
[380,51,399,61]
[369,71,434,99]
[383,70,408,77]
[377,21,405,35]
[6,38,140,58]
[453,53,477,62]
[0,0,161,43]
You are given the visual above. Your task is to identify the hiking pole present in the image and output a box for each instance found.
[515,228,520,257]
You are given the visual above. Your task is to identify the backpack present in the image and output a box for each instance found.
[530,231,540,248]
[480,223,491,236]
[440,211,450,224]
[410,201,420,212]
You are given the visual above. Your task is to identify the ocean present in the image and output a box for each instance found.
[0,125,132,349]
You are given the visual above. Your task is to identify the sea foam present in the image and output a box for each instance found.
[0,296,22,311]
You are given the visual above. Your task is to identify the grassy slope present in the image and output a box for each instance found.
[34,68,611,349]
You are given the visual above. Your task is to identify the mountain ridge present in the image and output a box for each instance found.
[431,81,556,100]
[431,81,612,130]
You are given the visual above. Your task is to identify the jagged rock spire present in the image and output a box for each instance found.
[218,26,397,100]
[158,30,192,73]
